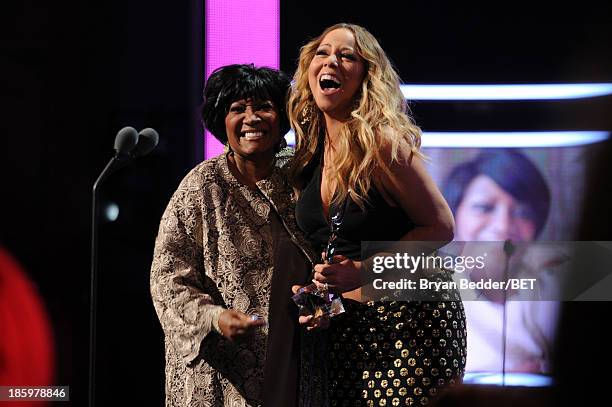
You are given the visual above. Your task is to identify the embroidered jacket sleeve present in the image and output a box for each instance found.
[150,169,225,366]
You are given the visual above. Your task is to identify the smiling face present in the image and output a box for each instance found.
[455,174,537,242]
[308,28,367,119]
[224,98,280,160]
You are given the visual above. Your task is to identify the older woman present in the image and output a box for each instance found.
[150,64,314,406]
[289,23,466,406]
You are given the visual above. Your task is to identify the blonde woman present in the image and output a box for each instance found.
[290,24,466,405]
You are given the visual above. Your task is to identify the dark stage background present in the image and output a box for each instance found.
[1,1,612,406]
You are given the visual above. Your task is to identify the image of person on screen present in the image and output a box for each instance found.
[443,148,559,375]
[150,64,315,406]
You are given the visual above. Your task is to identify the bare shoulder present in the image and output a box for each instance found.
[368,128,453,240]
[374,126,422,180]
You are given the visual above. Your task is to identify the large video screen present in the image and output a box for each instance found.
[424,144,599,380]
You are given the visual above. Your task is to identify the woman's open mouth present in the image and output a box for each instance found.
[319,73,341,95]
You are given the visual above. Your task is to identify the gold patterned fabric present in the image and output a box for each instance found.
[150,149,315,407]
[327,300,467,406]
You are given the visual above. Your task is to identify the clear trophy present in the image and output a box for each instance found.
[292,206,346,319]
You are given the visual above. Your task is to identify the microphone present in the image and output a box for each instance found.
[114,126,139,155]
[131,127,159,158]
[96,127,159,184]
[95,127,140,183]
[503,238,516,257]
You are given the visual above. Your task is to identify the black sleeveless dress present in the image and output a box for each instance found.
[295,161,467,406]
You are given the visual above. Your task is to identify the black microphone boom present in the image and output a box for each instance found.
[95,127,139,186]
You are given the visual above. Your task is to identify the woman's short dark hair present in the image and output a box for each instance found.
[443,149,551,237]
[201,64,291,144]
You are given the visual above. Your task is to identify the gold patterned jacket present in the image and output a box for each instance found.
[150,149,316,407]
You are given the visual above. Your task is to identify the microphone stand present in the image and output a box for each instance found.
[501,239,515,387]
[89,153,131,407]
[88,126,157,407]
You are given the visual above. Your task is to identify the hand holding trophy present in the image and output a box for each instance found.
[292,202,348,326]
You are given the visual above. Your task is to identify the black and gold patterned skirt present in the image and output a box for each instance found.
[327,299,467,406]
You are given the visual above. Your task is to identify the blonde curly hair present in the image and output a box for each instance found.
[288,23,424,209]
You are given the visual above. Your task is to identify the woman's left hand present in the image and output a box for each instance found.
[313,255,362,294]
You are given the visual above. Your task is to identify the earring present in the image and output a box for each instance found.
[300,103,312,126]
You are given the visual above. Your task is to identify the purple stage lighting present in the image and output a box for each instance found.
[204,0,280,159]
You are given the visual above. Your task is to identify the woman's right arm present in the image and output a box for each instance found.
[150,181,261,365]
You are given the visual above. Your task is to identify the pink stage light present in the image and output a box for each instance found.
[204,0,280,159]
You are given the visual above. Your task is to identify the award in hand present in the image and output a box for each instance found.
[292,203,347,319]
